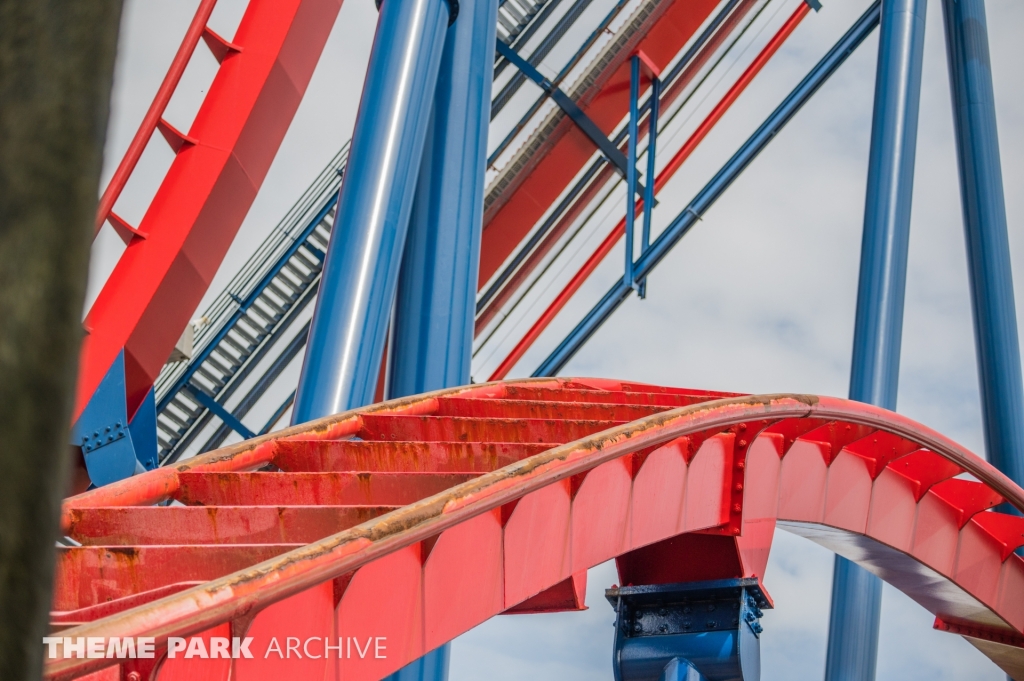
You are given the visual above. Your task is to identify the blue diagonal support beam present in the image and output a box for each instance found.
[495,39,644,192]
[184,385,256,440]
[292,0,453,421]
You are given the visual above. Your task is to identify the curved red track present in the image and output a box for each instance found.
[48,379,1024,680]
[78,0,343,420]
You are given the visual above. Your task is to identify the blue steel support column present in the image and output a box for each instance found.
[624,55,641,291]
[639,75,660,299]
[387,0,496,400]
[291,0,453,423]
[385,0,497,676]
[825,0,927,680]
[942,0,1024,500]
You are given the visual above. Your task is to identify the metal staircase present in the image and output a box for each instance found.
[154,144,349,463]
[152,0,604,463]
[496,0,552,45]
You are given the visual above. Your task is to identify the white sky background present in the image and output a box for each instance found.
[91,0,1024,678]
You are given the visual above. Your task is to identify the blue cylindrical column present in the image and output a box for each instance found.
[825,560,884,681]
[825,1,927,679]
[387,0,496,399]
[385,0,496,678]
[292,0,452,423]
[624,56,641,289]
[386,645,450,681]
[942,0,1024,499]
[846,0,927,411]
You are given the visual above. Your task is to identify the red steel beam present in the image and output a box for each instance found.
[488,2,811,380]
[58,381,558,520]
[76,0,344,420]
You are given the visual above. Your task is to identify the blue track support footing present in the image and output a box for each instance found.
[608,579,767,681]
[71,350,142,486]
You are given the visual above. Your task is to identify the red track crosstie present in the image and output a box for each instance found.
[48,379,1024,680]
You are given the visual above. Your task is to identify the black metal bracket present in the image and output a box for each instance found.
[606,578,770,681]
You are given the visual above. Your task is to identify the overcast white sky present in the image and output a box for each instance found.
[92,0,1024,678]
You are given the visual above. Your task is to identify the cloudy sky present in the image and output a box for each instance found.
[91,0,1024,678]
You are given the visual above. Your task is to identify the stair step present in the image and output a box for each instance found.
[435,397,667,420]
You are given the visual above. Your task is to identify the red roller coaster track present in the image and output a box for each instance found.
[48,379,1024,680]
[77,0,343,422]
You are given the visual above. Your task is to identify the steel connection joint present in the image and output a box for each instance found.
[607,578,770,681]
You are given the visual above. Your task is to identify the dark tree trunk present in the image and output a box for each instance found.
[0,1,123,679]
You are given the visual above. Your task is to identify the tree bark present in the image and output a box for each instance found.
[0,1,123,679]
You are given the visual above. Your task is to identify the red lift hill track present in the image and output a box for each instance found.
[48,379,1024,680]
